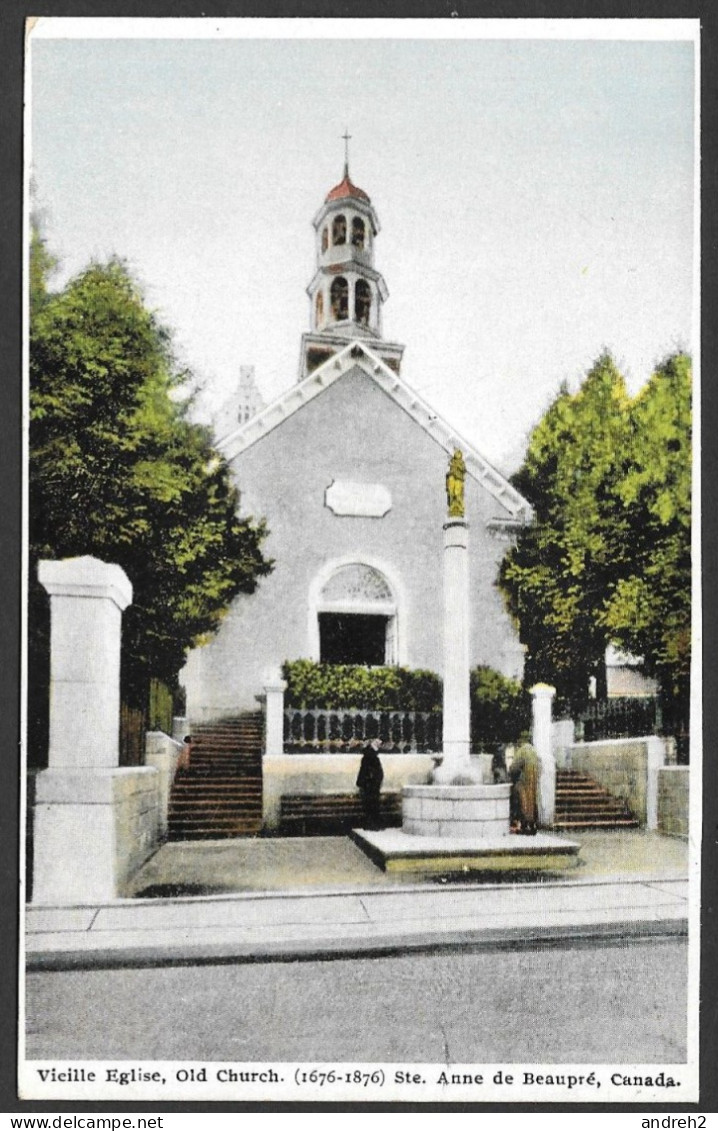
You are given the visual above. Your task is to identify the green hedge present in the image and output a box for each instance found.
[282,660,441,712]
[470,665,531,750]
[283,660,532,750]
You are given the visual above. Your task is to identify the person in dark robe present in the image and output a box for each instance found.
[356,739,384,829]
[509,739,540,835]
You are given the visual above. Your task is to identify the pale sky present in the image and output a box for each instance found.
[29,22,696,473]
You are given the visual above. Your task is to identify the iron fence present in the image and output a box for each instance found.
[575,697,661,742]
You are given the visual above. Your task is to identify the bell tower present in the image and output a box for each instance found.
[299,138,405,381]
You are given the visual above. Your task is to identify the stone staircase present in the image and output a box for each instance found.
[279,792,403,837]
[553,769,640,831]
[168,714,264,840]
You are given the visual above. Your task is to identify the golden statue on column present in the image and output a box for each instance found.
[446,448,466,518]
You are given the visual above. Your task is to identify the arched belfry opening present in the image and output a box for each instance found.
[330,276,349,321]
[313,562,398,666]
[332,214,347,246]
[355,279,371,325]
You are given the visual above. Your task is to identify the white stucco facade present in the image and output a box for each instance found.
[182,350,529,722]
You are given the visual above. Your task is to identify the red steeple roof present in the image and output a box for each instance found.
[325,168,371,204]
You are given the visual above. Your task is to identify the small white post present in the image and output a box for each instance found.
[531,683,556,827]
[172,716,189,743]
[263,670,287,756]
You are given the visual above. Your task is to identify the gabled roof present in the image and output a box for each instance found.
[218,340,533,523]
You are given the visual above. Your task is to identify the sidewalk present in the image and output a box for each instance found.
[26,831,690,969]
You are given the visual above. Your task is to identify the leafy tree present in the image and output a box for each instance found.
[499,352,632,706]
[470,666,531,752]
[29,222,57,312]
[29,252,272,755]
[600,353,692,727]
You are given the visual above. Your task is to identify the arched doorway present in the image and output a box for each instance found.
[309,561,401,666]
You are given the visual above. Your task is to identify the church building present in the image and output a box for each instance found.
[182,161,533,724]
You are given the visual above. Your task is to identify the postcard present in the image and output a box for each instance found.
[20,16,701,1108]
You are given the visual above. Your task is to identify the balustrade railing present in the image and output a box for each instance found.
[283,707,442,753]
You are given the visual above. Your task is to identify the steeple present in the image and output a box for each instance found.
[298,148,404,381]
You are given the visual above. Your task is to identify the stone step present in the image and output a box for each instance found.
[169,794,261,806]
[556,805,633,814]
[170,788,262,797]
[170,829,262,841]
[553,818,641,829]
[278,792,402,836]
[168,815,262,829]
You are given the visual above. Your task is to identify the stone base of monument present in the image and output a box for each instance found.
[352,781,580,875]
[403,782,511,837]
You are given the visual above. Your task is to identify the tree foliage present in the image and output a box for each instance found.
[499,350,691,719]
[600,353,692,712]
[499,352,632,705]
[29,250,272,704]
[470,666,531,751]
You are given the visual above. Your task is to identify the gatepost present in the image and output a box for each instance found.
[32,556,159,903]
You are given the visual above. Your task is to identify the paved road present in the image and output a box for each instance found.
[26,935,687,1063]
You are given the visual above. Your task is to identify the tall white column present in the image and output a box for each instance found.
[32,556,158,903]
[435,518,471,781]
[531,682,556,826]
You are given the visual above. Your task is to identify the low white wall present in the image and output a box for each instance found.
[32,767,159,903]
[262,753,434,830]
[145,731,183,839]
[567,735,669,829]
[657,766,690,838]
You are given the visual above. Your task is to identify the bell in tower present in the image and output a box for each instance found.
[299,137,405,381]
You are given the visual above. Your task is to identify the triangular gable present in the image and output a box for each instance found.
[218,340,533,523]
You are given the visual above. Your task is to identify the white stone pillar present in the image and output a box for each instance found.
[32,556,159,904]
[531,683,556,826]
[38,557,132,768]
[436,518,471,781]
[263,673,287,756]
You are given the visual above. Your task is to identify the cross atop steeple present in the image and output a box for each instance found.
[342,128,352,177]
